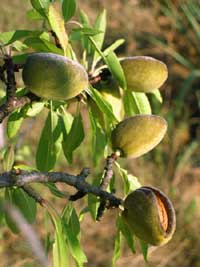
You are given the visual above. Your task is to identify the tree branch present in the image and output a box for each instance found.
[0,55,39,123]
[0,169,123,208]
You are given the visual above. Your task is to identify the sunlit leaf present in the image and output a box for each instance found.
[7,109,24,139]
[47,4,68,54]
[3,145,15,171]
[30,0,50,17]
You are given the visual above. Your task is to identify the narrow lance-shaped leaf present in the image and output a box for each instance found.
[132,92,152,114]
[105,51,127,90]
[79,9,91,54]
[3,145,15,171]
[112,216,122,267]
[95,39,125,66]
[36,109,62,171]
[151,89,163,103]
[93,9,107,61]
[26,9,44,21]
[0,30,43,46]
[123,91,151,116]
[30,0,50,17]
[72,27,103,36]
[12,188,37,224]
[87,86,117,124]
[88,108,107,165]
[87,175,101,220]
[61,0,76,21]
[115,162,141,194]
[24,37,63,54]
[118,215,135,253]
[22,101,45,117]
[7,109,25,139]
[123,90,138,116]
[62,112,84,164]
[44,201,69,267]
[62,204,87,266]
[47,4,68,55]
[140,240,149,262]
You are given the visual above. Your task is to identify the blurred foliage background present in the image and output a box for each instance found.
[0,0,200,267]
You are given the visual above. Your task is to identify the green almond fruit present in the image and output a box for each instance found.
[22,52,88,101]
[122,186,176,246]
[111,114,167,158]
[120,56,168,93]
[96,78,124,121]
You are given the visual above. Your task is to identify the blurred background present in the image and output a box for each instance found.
[0,0,200,266]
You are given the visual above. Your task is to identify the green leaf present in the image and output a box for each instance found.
[112,216,121,267]
[150,89,163,103]
[115,162,141,194]
[45,202,69,267]
[93,9,107,61]
[36,110,62,171]
[123,90,138,116]
[132,92,152,114]
[61,0,76,21]
[72,27,103,36]
[87,86,117,124]
[95,39,125,66]
[118,216,135,253]
[140,240,148,262]
[14,164,36,171]
[79,9,91,54]
[47,4,68,54]
[62,204,87,266]
[45,183,67,198]
[103,39,125,57]
[79,9,90,26]
[22,101,45,117]
[87,175,101,220]
[11,41,28,52]
[60,109,74,134]
[7,109,24,139]
[88,108,107,165]
[62,204,80,237]
[12,188,37,224]
[3,145,15,171]
[105,51,127,89]
[0,30,43,46]
[24,37,63,54]
[12,53,30,64]
[26,9,44,20]
[30,0,50,17]
[123,91,151,116]
[62,113,84,164]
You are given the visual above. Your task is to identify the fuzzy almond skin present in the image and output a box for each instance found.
[22,53,88,101]
[120,56,168,93]
[111,114,167,158]
[122,186,176,246]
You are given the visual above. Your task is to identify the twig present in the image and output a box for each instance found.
[97,153,119,220]
[0,168,123,208]
[0,55,39,123]
[4,55,17,99]
[21,185,44,205]
[0,95,31,123]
